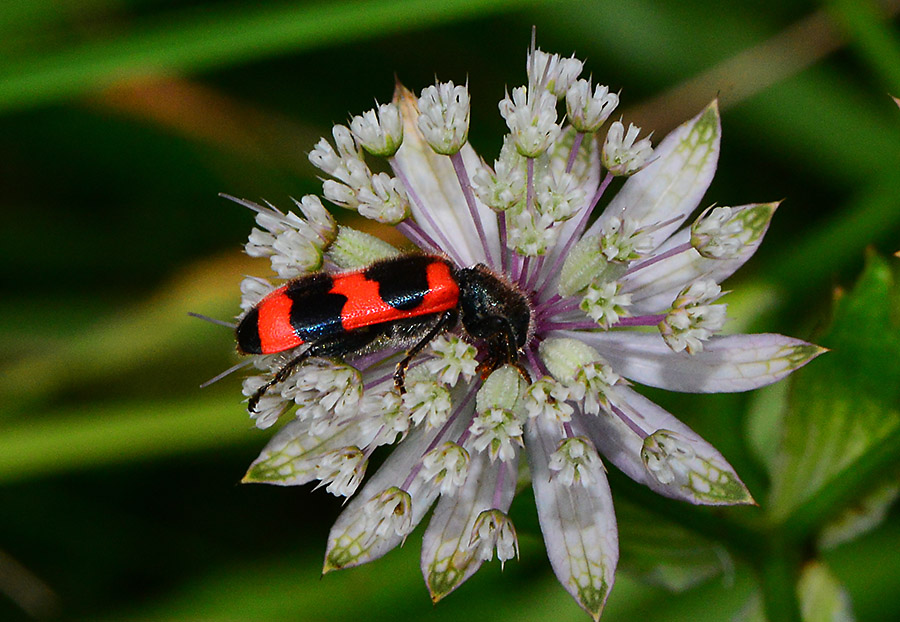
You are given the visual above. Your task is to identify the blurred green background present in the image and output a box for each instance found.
[1,0,899,620]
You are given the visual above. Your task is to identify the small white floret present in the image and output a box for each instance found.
[417,81,471,155]
[499,86,561,158]
[315,447,367,497]
[602,121,653,176]
[350,102,404,157]
[425,335,478,386]
[469,509,519,566]
[566,79,619,133]
[580,280,631,328]
[548,436,604,487]
[420,441,470,495]
[362,487,414,540]
[659,279,727,354]
[527,49,583,98]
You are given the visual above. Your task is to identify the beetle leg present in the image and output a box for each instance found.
[248,327,384,414]
[393,310,457,394]
[474,320,531,384]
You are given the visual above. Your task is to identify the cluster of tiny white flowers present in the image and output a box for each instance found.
[566,80,619,133]
[499,86,562,158]
[226,38,821,619]
[469,509,519,565]
[402,367,453,428]
[362,487,414,540]
[419,441,470,495]
[424,335,478,385]
[601,122,654,176]
[468,407,525,462]
[315,447,367,497]
[691,204,760,259]
[357,390,408,447]
[310,123,410,224]
[580,281,632,327]
[473,137,526,212]
[640,430,697,486]
[240,195,336,278]
[349,102,403,157]
[660,279,727,354]
[417,81,471,155]
[524,378,574,423]
[549,437,604,487]
[600,216,655,262]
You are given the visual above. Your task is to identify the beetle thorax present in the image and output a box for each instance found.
[455,265,532,350]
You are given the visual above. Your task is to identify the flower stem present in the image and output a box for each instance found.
[759,539,803,622]
[624,242,693,276]
[396,219,440,253]
[565,131,584,174]
[498,211,509,272]
[450,151,494,268]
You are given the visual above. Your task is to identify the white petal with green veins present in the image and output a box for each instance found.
[422,451,517,601]
[571,331,825,393]
[587,100,721,250]
[623,202,778,314]
[525,417,617,620]
[324,398,472,572]
[580,386,754,505]
[243,417,359,486]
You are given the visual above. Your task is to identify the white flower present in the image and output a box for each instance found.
[228,40,824,619]
[566,79,619,133]
[417,81,470,155]
[350,102,403,157]
[499,85,561,158]
[527,48,583,98]
[602,121,653,176]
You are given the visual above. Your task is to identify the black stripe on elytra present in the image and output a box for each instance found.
[365,255,433,311]
[285,272,348,341]
[236,307,263,354]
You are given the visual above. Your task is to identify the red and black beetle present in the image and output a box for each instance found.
[237,254,533,413]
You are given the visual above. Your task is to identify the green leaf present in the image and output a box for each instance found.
[0,0,546,114]
[768,253,900,533]
[616,499,734,592]
[797,560,855,622]
[817,478,900,550]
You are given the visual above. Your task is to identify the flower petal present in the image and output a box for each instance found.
[587,100,721,250]
[392,84,498,266]
[569,331,826,393]
[578,386,753,505]
[243,417,357,486]
[525,417,617,620]
[622,202,778,314]
[323,406,471,571]
[421,451,517,601]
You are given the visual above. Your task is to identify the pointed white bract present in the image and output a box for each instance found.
[527,416,618,619]
[422,451,518,601]
[230,41,822,619]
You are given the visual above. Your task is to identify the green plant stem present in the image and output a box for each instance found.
[760,538,803,622]
[825,0,900,93]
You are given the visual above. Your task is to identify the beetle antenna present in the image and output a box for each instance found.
[200,359,253,388]
[188,311,237,329]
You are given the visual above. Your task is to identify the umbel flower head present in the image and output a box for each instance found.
[228,42,824,619]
